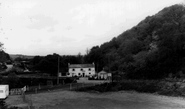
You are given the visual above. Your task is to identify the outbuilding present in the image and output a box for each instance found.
[98,71,112,80]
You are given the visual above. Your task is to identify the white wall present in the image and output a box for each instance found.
[68,67,95,77]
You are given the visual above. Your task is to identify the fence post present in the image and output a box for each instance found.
[28,94,34,109]
[22,91,26,102]
[38,84,41,89]
[30,99,33,109]
[70,84,72,90]
[78,83,80,90]
[35,88,37,94]
[27,86,29,91]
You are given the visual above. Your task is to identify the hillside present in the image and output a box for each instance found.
[10,54,35,60]
[85,4,185,79]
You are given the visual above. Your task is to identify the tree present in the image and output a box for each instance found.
[0,51,10,63]
[118,38,143,56]
[2,73,21,89]
[77,52,84,64]
[0,42,3,51]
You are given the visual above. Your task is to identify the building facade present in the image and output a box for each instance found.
[68,63,95,77]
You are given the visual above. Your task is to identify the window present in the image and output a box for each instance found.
[72,69,75,71]
[89,68,91,71]
[89,73,91,74]
[78,73,81,76]
[81,68,83,71]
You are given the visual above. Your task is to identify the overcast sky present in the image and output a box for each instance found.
[0,0,184,56]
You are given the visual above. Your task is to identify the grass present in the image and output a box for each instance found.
[0,100,19,109]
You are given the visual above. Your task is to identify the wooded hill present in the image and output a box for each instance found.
[9,54,35,61]
[84,4,185,79]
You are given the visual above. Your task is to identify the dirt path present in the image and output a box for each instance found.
[6,90,185,109]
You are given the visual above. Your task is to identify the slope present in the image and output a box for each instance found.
[85,4,185,79]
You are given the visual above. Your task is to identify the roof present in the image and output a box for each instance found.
[98,70,108,74]
[0,85,8,88]
[69,64,94,68]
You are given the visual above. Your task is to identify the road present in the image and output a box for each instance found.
[6,90,185,109]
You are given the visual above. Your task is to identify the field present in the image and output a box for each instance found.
[6,90,185,109]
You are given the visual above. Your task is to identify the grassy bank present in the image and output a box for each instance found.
[76,79,185,97]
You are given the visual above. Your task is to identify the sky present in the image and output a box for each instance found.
[0,0,184,56]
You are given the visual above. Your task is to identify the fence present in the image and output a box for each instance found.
[10,86,26,95]
[18,83,99,109]
[9,80,108,109]
[24,83,98,94]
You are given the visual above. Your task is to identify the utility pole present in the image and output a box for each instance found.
[108,54,110,73]
[108,54,113,83]
[57,56,60,85]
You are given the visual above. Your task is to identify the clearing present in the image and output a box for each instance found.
[5,90,185,109]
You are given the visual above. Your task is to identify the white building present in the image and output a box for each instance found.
[68,63,95,77]
[0,85,9,99]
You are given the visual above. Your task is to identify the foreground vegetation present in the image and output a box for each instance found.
[0,100,18,109]
[77,79,185,97]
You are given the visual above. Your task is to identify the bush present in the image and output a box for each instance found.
[76,79,185,97]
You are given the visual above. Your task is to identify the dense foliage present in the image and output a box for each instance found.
[30,53,84,76]
[0,42,10,63]
[0,43,11,71]
[84,4,185,79]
